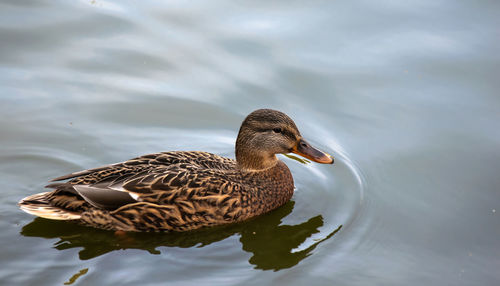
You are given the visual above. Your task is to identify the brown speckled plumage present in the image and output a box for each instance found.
[19,109,333,232]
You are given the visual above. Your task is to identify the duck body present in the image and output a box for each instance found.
[19,109,333,232]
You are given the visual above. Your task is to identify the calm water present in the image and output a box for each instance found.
[1,1,499,285]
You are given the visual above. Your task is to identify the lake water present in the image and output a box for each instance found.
[1,1,499,285]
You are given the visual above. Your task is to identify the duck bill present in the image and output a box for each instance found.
[292,139,334,164]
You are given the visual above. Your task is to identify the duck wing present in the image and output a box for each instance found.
[45,151,239,211]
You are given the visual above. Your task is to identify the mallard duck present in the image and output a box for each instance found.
[19,109,333,232]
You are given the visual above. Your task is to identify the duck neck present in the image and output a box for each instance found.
[235,137,278,171]
[236,149,278,171]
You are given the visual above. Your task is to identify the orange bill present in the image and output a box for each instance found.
[292,139,334,164]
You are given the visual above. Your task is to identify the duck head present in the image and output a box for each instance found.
[235,109,334,170]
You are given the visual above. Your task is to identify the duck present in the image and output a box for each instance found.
[19,109,334,232]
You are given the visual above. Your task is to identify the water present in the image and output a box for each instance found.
[1,1,499,285]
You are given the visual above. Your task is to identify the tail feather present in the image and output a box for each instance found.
[19,192,81,220]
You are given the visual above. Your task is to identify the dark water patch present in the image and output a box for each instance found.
[20,201,341,271]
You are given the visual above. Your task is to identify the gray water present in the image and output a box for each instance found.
[1,1,499,285]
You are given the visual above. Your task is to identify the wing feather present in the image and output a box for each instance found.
[44,151,240,210]
[73,185,138,210]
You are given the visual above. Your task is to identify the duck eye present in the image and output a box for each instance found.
[273,128,282,134]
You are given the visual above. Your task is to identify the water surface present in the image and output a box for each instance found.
[1,1,499,285]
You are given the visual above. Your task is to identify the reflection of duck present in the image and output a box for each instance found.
[19,109,333,232]
[21,201,342,271]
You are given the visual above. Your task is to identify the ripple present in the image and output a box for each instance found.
[285,147,365,252]
[0,146,92,177]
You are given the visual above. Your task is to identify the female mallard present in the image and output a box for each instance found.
[19,109,333,232]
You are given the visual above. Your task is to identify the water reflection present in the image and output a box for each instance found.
[21,201,341,271]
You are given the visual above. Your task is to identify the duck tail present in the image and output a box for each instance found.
[18,191,81,220]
